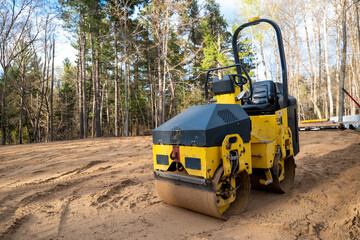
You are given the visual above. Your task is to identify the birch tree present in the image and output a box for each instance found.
[0,0,39,144]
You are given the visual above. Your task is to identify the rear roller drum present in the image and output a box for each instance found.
[250,156,295,193]
[155,166,250,219]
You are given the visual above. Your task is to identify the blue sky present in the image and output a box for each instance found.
[216,0,238,25]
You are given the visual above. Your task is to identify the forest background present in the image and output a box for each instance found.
[0,0,358,145]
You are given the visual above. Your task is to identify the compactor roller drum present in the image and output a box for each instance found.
[155,167,251,219]
[152,18,300,219]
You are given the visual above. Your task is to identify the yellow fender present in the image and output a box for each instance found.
[276,127,293,158]
[221,134,247,178]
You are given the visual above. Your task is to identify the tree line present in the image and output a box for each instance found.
[0,0,255,144]
[1,0,359,145]
[238,0,360,122]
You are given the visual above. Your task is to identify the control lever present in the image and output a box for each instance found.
[235,91,246,101]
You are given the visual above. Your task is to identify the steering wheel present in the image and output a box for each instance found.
[205,63,253,102]
[227,74,248,86]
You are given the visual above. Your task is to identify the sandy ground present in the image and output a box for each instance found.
[0,130,360,240]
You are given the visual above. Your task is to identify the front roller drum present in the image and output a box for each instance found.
[156,167,250,219]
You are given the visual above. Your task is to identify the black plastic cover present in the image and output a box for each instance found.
[287,101,300,156]
[152,104,251,147]
[212,75,235,95]
[275,82,297,108]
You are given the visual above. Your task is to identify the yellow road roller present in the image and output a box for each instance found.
[152,18,299,219]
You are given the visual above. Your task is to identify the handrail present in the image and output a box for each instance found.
[231,19,288,107]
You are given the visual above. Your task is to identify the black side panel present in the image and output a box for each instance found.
[287,103,299,156]
[275,83,297,109]
[185,157,201,170]
[156,155,169,165]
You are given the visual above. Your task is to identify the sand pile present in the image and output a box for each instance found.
[0,130,359,239]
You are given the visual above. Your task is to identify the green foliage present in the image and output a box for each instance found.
[2,0,259,144]
[56,59,78,139]
[200,0,256,76]
[199,0,230,71]
[200,33,230,70]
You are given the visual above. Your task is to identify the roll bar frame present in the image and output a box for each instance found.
[232,18,288,107]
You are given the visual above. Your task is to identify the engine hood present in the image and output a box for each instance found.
[152,104,251,147]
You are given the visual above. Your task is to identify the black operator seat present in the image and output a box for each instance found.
[242,80,280,114]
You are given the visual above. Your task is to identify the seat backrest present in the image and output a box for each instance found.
[251,80,276,105]
[275,82,297,108]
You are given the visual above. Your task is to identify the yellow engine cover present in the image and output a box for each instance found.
[250,108,294,169]
[153,142,252,179]
[153,144,222,179]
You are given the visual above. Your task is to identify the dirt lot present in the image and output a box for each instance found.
[0,130,360,240]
